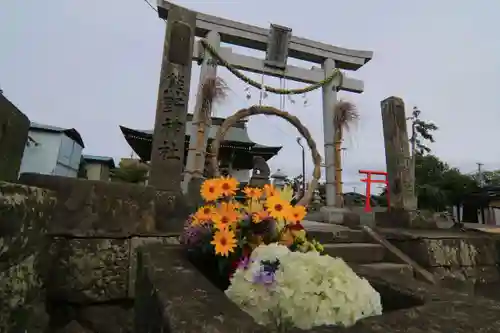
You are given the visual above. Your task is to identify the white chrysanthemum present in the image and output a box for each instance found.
[225,243,383,330]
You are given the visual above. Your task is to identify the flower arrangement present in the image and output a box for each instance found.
[181,176,323,284]
[182,176,382,331]
[226,243,383,330]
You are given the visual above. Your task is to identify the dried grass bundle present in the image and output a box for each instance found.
[333,100,359,132]
[201,76,229,115]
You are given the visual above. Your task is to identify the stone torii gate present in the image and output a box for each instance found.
[151,1,372,223]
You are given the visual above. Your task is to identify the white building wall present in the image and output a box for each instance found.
[19,130,83,178]
[19,131,62,175]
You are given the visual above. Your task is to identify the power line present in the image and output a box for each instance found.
[142,0,158,13]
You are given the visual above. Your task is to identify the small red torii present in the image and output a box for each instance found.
[359,170,390,212]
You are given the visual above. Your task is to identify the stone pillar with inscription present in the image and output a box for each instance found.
[150,5,196,232]
[381,96,416,211]
[375,97,418,228]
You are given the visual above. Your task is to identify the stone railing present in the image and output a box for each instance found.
[381,229,500,295]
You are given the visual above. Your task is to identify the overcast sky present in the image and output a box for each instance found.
[1,0,499,192]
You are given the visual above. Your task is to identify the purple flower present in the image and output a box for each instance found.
[180,215,211,247]
[253,269,276,285]
[238,256,251,270]
[253,259,280,286]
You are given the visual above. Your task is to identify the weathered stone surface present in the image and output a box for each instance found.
[128,236,180,297]
[322,243,385,263]
[0,182,56,269]
[393,238,497,267]
[135,244,262,333]
[0,255,49,333]
[0,182,55,333]
[56,320,93,333]
[78,302,133,333]
[48,237,129,302]
[380,97,416,211]
[155,190,194,233]
[430,266,500,284]
[0,95,30,181]
[18,173,156,236]
[149,4,196,192]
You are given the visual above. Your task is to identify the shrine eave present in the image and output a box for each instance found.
[119,126,282,162]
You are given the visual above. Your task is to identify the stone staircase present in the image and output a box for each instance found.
[303,220,414,280]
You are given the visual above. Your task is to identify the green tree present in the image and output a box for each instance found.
[472,170,500,187]
[414,154,477,211]
[409,106,439,201]
[110,160,149,184]
[409,106,438,155]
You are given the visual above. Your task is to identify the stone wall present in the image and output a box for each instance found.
[0,182,56,332]
[382,230,500,294]
[17,173,181,332]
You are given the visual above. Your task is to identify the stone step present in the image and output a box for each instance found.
[322,243,385,264]
[356,263,414,280]
[307,229,367,244]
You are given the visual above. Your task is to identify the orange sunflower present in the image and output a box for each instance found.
[243,186,263,201]
[252,210,270,224]
[287,205,307,224]
[211,229,237,257]
[212,209,240,230]
[200,178,222,202]
[265,195,292,221]
[194,205,216,224]
[219,201,241,214]
[263,184,277,198]
[219,176,239,197]
[190,216,202,226]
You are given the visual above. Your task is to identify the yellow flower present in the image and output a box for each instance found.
[276,185,294,202]
[243,186,263,200]
[190,216,202,226]
[201,178,222,202]
[211,229,237,257]
[263,184,277,198]
[219,201,240,213]
[194,205,216,223]
[287,205,307,224]
[252,210,270,224]
[242,199,264,214]
[219,176,239,197]
[212,210,240,230]
[265,195,291,222]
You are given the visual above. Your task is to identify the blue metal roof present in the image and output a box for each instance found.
[29,122,85,148]
[83,154,116,168]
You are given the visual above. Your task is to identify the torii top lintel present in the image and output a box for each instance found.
[157,0,373,71]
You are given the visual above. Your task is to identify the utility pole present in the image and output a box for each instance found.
[477,162,484,187]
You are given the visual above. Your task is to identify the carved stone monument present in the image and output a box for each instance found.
[149,4,196,232]
[381,96,416,211]
[376,97,418,228]
[0,95,30,181]
[149,5,196,192]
